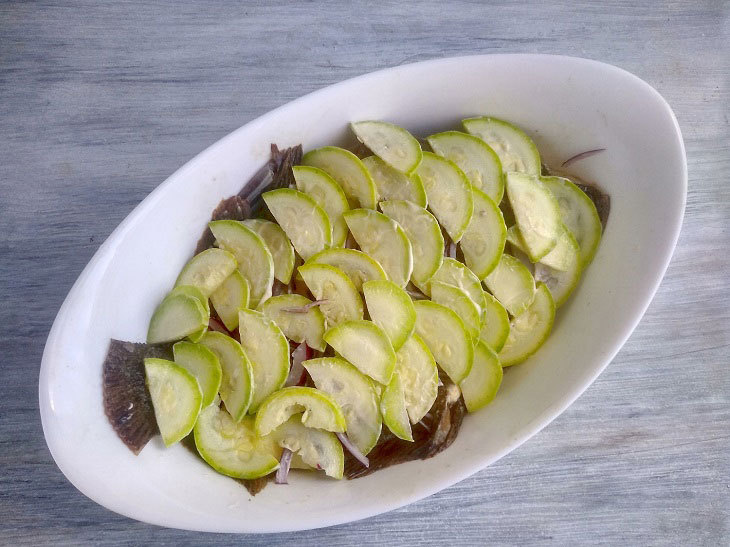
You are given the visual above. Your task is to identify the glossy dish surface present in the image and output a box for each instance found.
[39,54,686,533]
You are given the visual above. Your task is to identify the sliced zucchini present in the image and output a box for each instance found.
[306,248,387,291]
[343,208,413,288]
[270,417,344,479]
[533,230,582,307]
[143,358,202,446]
[480,291,511,353]
[362,279,416,351]
[416,152,474,242]
[237,309,290,413]
[194,404,280,479]
[380,369,413,442]
[362,155,427,207]
[293,165,350,247]
[242,219,295,284]
[506,172,562,262]
[483,253,536,317]
[209,220,274,308]
[167,285,210,342]
[303,357,382,455]
[428,258,487,317]
[198,332,254,421]
[147,292,207,344]
[542,175,603,266]
[459,340,503,412]
[351,120,423,174]
[254,386,346,436]
[462,116,541,176]
[427,130,504,203]
[298,263,364,326]
[498,283,555,367]
[174,248,238,297]
[323,320,396,385]
[379,200,444,286]
[396,334,439,424]
[459,187,507,279]
[413,301,473,384]
[172,341,222,408]
[302,146,377,209]
[260,294,327,352]
[507,224,574,272]
[262,188,332,261]
[209,270,250,331]
[429,281,481,339]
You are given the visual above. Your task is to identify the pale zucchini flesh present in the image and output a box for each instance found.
[209,270,250,331]
[302,146,378,209]
[363,155,427,207]
[194,404,280,479]
[293,165,350,247]
[379,199,444,286]
[429,281,481,340]
[396,334,439,424]
[298,263,364,326]
[459,187,507,279]
[483,253,536,317]
[303,357,382,455]
[498,283,555,367]
[174,247,238,297]
[427,130,504,203]
[198,332,254,421]
[506,172,562,262]
[209,220,274,308]
[480,291,511,353]
[380,369,413,442]
[147,292,208,344]
[260,294,327,351]
[351,121,423,174]
[362,279,416,351]
[270,417,344,479]
[541,175,603,266]
[263,188,332,261]
[242,219,295,284]
[428,258,487,317]
[416,152,474,243]
[172,341,222,408]
[343,208,413,288]
[144,358,202,446]
[323,319,397,385]
[459,340,503,412]
[533,230,582,307]
[462,116,541,176]
[254,386,347,436]
[306,248,387,291]
[237,309,290,414]
[413,300,473,384]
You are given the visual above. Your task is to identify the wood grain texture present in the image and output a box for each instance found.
[1,1,728,545]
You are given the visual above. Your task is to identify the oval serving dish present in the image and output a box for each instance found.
[40,54,686,533]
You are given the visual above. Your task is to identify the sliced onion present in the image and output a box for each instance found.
[406,289,428,300]
[286,342,310,387]
[561,148,606,168]
[283,299,329,313]
[275,448,293,484]
[448,242,457,258]
[336,432,369,468]
[208,316,230,335]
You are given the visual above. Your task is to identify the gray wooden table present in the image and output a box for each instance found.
[2,1,728,545]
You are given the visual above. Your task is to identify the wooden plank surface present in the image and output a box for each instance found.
[1,1,728,545]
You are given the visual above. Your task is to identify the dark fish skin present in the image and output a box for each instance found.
[194,144,303,254]
[344,374,467,479]
[102,340,172,454]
